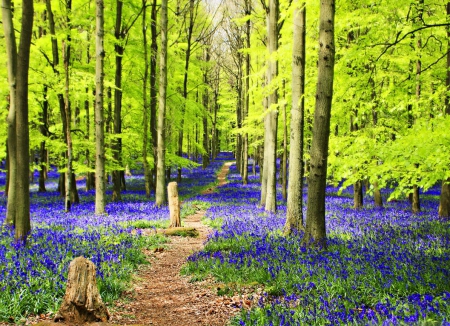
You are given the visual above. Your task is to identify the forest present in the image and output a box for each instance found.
[1,0,450,325]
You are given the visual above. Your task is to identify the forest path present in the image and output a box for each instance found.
[109,161,240,326]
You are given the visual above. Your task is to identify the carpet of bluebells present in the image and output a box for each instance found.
[0,154,227,322]
[2,152,450,325]
[184,162,450,325]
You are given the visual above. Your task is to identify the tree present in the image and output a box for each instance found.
[7,0,33,241]
[262,0,279,213]
[95,0,106,215]
[303,0,335,247]
[438,1,450,218]
[284,1,306,235]
[2,0,18,226]
[156,0,168,207]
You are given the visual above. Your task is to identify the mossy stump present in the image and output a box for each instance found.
[54,256,109,324]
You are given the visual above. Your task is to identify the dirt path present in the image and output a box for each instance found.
[109,161,239,326]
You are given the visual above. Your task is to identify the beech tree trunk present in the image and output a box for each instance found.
[150,0,158,191]
[55,257,109,323]
[112,0,124,202]
[2,0,18,226]
[94,0,106,215]
[373,180,383,208]
[263,0,279,213]
[242,0,251,185]
[304,0,335,247]
[438,2,450,218]
[284,1,306,235]
[12,0,33,241]
[155,0,168,207]
[353,180,363,209]
[142,0,152,198]
[168,182,181,227]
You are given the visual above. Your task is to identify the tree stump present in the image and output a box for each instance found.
[168,181,181,227]
[54,257,109,323]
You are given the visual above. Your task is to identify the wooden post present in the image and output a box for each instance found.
[167,181,181,227]
[54,257,109,323]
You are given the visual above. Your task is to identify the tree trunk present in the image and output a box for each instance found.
[373,180,383,208]
[304,0,335,248]
[411,185,420,214]
[54,257,109,323]
[156,0,168,207]
[353,180,363,209]
[264,0,279,213]
[112,0,124,202]
[202,47,210,169]
[142,0,152,198]
[242,0,251,185]
[94,0,106,215]
[284,1,305,235]
[2,0,18,226]
[438,2,450,218]
[178,0,197,183]
[150,0,158,190]
[63,36,74,212]
[14,0,33,241]
[38,86,48,193]
[167,182,181,228]
[281,81,287,201]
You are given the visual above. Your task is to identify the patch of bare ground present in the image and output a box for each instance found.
[109,162,240,326]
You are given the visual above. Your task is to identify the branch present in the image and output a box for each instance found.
[374,23,450,62]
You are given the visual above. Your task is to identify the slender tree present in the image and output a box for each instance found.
[304,0,335,247]
[142,0,152,197]
[14,0,34,241]
[242,0,251,185]
[284,1,306,235]
[263,0,279,213]
[156,0,168,206]
[438,1,450,218]
[95,0,106,215]
[2,0,18,226]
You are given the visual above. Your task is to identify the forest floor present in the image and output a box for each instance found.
[34,162,242,326]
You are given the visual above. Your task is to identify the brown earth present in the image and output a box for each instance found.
[26,162,250,326]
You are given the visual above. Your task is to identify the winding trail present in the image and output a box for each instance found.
[109,161,239,325]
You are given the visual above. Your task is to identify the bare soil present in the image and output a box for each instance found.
[29,162,244,326]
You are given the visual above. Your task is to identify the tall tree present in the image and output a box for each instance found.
[3,0,34,240]
[112,0,125,201]
[242,0,251,185]
[304,0,335,247]
[95,0,106,215]
[262,0,279,213]
[2,0,18,226]
[438,2,450,218]
[284,1,306,235]
[142,0,152,197]
[156,0,168,206]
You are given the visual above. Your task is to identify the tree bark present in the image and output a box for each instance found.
[150,0,158,190]
[167,182,181,228]
[2,0,18,226]
[142,0,152,198]
[155,0,168,207]
[353,180,363,209]
[112,0,124,202]
[304,0,335,248]
[95,0,106,215]
[264,0,279,213]
[438,2,450,218]
[242,0,251,185]
[14,0,33,241]
[202,47,210,169]
[284,1,306,235]
[55,257,109,323]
